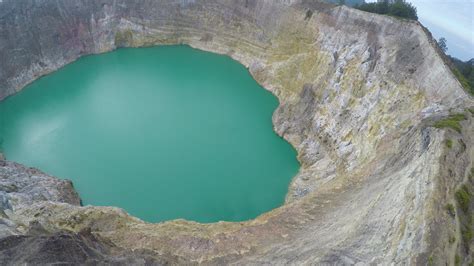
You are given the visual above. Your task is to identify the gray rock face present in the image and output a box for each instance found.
[0,229,176,265]
[0,0,473,264]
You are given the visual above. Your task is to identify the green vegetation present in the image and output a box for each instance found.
[456,169,474,259]
[455,254,461,266]
[446,203,456,217]
[305,9,313,20]
[462,228,473,246]
[438,37,448,53]
[355,0,418,20]
[433,113,467,133]
[445,139,453,149]
[456,184,471,213]
[449,235,456,244]
[428,255,434,266]
[461,225,473,253]
[452,67,474,95]
[450,56,474,96]
[436,37,473,95]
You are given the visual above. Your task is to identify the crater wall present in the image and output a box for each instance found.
[0,0,473,264]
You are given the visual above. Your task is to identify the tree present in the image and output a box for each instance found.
[377,0,390,15]
[438,37,448,53]
[389,0,418,20]
[355,0,418,20]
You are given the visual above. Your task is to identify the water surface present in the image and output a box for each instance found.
[0,45,299,223]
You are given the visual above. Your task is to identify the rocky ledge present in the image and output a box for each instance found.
[0,0,473,264]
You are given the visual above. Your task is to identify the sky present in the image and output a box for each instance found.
[368,0,474,61]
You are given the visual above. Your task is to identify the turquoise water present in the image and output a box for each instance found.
[0,46,299,223]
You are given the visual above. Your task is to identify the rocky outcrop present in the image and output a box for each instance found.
[0,0,473,264]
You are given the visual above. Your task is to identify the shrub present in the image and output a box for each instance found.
[433,113,467,133]
[446,203,456,217]
[428,255,434,266]
[449,235,456,244]
[462,229,472,243]
[456,185,471,213]
[449,56,474,96]
[445,139,453,148]
[455,254,461,266]
[462,228,473,249]
[452,67,474,95]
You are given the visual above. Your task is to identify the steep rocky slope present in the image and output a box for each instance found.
[0,0,473,264]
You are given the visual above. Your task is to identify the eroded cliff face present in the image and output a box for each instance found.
[1,0,473,264]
